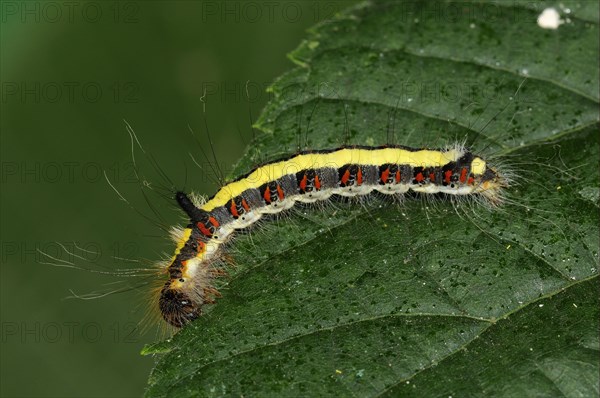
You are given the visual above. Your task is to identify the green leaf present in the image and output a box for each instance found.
[144,1,599,396]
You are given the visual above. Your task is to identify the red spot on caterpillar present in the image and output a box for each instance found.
[197,240,206,253]
[229,199,239,218]
[208,217,220,228]
[415,172,424,183]
[263,187,272,203]
[381,168,390,184]
[181,260,188,266]
[299,174,308,191]
[468,176,475,185]
[276,185,285,200]
[314,175,321,190]
[395,170,401,183]
[241,198,250,211]
[459,168,467,183]
[357,168,363,185]
[429,173,435,182]
[444,170,453,184]
[197,222,213,237]
[341,169,351,185]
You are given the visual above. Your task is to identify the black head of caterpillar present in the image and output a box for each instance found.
[157,145,508,328]
[158,284,201,328]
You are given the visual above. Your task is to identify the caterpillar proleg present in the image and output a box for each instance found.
[159,144,506,327]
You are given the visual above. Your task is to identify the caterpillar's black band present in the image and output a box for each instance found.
[175,191,206,222]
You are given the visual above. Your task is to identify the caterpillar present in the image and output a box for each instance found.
[159,144,506,327]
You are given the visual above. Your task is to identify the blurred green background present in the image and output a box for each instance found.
[1,1,355,396]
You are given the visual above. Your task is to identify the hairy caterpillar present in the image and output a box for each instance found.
[159,144,506,327]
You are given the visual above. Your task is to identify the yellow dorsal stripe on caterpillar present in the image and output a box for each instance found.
[201,146,487,212]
